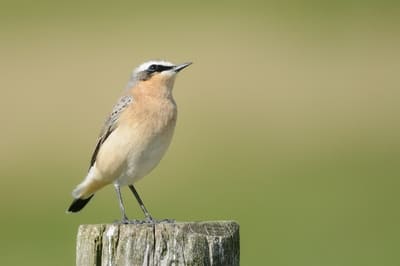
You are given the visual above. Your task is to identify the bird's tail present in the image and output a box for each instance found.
[67,195,94,213]
[67,167,108,213]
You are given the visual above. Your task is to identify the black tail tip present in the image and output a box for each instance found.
[67,195,94,213]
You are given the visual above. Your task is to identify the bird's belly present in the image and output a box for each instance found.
[115,124,175,186]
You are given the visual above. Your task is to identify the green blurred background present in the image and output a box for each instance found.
[1,0,399,265]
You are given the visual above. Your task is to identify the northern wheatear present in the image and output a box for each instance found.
[67,60,192,223]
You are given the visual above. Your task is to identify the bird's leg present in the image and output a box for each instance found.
[114,184,129,224]
[128,184,154,223]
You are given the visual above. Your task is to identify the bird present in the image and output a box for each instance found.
[67,60,192,223]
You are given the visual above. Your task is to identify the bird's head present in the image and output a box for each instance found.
[127,60,192,97]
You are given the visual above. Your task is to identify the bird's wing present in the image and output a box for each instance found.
[89,95,133,168]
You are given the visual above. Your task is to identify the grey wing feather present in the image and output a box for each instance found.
[89,95,133,168]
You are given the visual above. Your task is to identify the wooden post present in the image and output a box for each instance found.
[76,221,239,266]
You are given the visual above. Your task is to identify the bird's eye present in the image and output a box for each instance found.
[148,64,157,72]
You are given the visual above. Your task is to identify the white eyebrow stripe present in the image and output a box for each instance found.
[134,60,174,73]
[126,60,175,89]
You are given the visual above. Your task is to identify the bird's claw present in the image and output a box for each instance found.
[113,218,175,224]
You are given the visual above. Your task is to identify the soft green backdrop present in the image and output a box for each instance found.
[1,1,399,265]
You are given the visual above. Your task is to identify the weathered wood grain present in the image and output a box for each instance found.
[76,221,239,266]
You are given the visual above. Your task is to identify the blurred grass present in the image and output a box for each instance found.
[1,1,400,265]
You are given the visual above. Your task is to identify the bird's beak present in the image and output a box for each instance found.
[173,62,192,72]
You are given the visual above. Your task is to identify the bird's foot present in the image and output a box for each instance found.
[155,218,175,224]
[143,216,175,224]
[144,215,155,224]
[113,217,175,224]
[128,219,147,224]
[113,216,131,224]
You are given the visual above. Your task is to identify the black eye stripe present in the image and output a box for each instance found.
[147,64,173,73]
[158,65,173,71]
